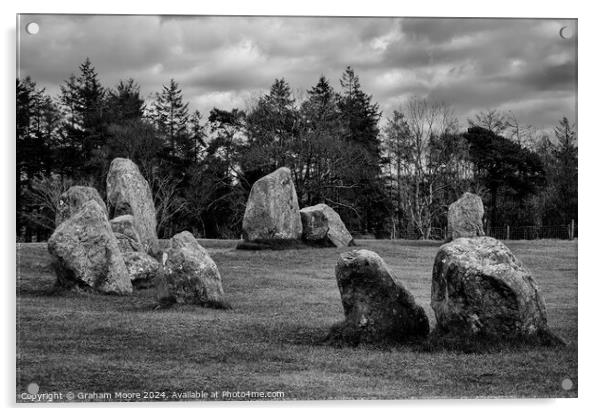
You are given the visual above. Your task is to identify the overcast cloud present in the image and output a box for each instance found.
[18,14,577,131]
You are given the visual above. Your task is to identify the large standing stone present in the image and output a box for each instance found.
[448,192,485,240]
[160,231,226,306]
[47,200,132,295]
[55,186,107,227]
[106,158,158,253]
[110,215,143,253]
[328,249,429,344]
[242,167,302,241]
[300,203,354,247]
[431,237,552,339]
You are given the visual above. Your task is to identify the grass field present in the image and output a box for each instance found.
[16,239,578,401]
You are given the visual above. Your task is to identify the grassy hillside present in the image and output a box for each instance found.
[16,239,578,401]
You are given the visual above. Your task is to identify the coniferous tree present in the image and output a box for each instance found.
[151,79,190,158]
[298,75,366,212]
[187,110,206,163]
[337,66,388,234]
[58,58,107,182]
[17,77,62,239]
[552,117,578,224]
[464,126,546,228]
[106,78,145,123]
[244,78,299,184]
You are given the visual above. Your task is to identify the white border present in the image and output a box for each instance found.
[2,1,598,415]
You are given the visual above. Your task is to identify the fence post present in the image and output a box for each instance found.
[506,225,510,241]
[570,219,575,240]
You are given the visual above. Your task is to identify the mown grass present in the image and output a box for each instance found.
[16,239,577,401]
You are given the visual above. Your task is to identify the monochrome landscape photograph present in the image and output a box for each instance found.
[16,14,577,401]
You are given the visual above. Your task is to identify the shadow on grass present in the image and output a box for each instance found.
[236,239,334,251]
[288,322,568,354]
[17,284,124,298]
[416,328,567,353]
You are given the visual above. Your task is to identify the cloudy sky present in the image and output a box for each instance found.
[18,14,577,131]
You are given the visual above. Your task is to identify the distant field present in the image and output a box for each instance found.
[16,239,578,401]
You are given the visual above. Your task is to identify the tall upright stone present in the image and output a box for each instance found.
[242,167,303,241]
[48,200,132,295]
[55,186,108,227]
[448,192,485,240]
[328,249,430,344]
[106,158,158,253]
[431,236,556,340]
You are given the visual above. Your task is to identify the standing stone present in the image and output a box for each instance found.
[448,192,485,240]
[160,231,227,306]
[300,203,354,247]
[431,237,553,339]
[110,215,143,253]
[328,249,429,344]
[242,167,302,241]
[55,186,108,227]
[106,158,158,253]
[47,200,132,295]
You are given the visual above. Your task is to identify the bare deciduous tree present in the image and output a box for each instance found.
[20,174,77,232]
[384,97,466,239]
[467,108,508,135]
[147,170,189,238]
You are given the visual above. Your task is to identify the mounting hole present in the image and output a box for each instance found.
[561,378,573,390]
[27,382,39,394]
[559,25,574,40]
[26,22,39,35]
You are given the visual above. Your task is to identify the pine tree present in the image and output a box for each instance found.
[337,66,388,233]
[106,78,145,123]
[58,58,107,179]
[552,117,578,224]
[338,66,382,160]
[298,76,344,205]
[187,110,206,163]
[244,78,299,182]
[151,79,190,156]
[17,77,61,239]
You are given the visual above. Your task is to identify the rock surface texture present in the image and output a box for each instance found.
[431,237,552,339]
[122,251,161,288]
[329,249,429,344]
[106,158,158,253]
[55,186,107,227]
[242,167,302,241]
[47,200,132,294]
[160,231,226,306]
[300,203,354,247]
[110,215,143,253]
[448,192,485,240]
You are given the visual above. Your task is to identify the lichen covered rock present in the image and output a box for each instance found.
[242,167,302,241]
[300,203,353,247]
[106,158,158,253]
[55,186,107,227]
[110,215,143,253]
[48,200,132,295]
[448,192,485,240]
[160,231,227,307]
[328,249,429,344]
[122,251,162,288]
[431,237,553,339]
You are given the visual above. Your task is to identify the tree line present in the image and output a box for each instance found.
[16,58,577,241]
